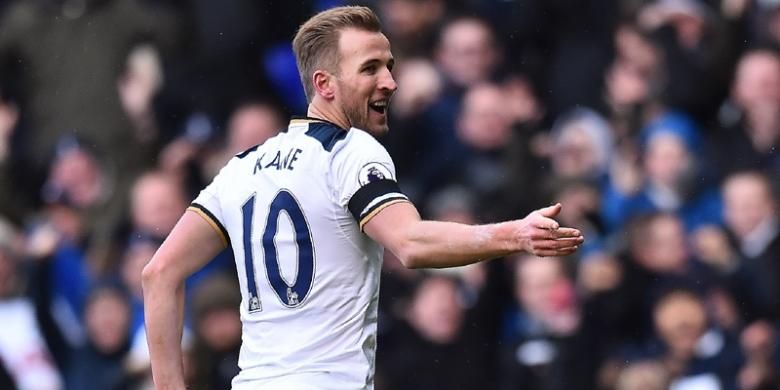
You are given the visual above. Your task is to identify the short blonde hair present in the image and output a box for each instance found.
[293,6,382,102]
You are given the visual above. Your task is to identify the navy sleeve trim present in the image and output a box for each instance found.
[190,202,231,247]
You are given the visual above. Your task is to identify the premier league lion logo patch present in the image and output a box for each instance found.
[358,162,393,186]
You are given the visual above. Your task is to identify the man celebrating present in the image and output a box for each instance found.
[142,6,583,390]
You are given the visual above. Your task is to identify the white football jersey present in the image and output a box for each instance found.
[190,117,408,389]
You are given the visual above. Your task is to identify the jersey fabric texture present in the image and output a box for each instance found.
[190,117,408,389]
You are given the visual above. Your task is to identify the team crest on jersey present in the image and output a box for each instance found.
[287,287,300,306]
[358,162,392,186]
[249,296,262,312]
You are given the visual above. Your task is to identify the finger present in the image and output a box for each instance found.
[530,229,583,242]
[535,246,579,257]
[553,236,585,245]
[533,216,560,231]
[537,203,562,218]
[530,228,557,240]
[532,239,580,251]
[551,227,583,239]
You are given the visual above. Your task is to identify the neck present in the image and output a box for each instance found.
[307,99,350,129]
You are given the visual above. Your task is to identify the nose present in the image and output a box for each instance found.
[379,68,398,93]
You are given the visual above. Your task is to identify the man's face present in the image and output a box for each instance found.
[654,294,706,360]
[734,53,780,109]
[437,20,497,88]
[333,28,397,137]
[724,175,775,238]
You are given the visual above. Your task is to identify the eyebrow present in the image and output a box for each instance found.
[360,58,394,69]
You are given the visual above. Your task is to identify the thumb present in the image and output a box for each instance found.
[538,203,562,218]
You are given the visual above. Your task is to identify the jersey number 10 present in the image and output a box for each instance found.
[241,190,315,312]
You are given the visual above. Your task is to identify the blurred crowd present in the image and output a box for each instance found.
[0,0,779,389]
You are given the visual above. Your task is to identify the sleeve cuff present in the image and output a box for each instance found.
[188,203,230,247]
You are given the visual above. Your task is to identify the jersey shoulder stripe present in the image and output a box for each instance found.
[304,121,347,152]
[188,203,230,247]
[235,144,260,159]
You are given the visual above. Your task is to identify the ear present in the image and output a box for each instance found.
[312,70,336,100]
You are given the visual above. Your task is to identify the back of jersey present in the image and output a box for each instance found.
[190,118,408,389]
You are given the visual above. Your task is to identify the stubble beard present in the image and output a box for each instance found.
[336,81,389,137]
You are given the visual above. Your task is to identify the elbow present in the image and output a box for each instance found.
[395,243,425,269]
[398,256,423,269]
[141,262,159,289]
[141,260,168,292]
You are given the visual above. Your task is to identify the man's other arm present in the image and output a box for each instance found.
[141,211,226,389]
[364,202,583,269]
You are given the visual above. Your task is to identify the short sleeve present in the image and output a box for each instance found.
[333,130,409,230]
[189,163,231,247]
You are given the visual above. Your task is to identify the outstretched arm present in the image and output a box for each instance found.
[141,210,226,389]
[364,202,583,269]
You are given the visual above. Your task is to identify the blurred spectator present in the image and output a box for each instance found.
[377,0,444,59]
[650,289,741,390]
[118,44,165,148]
[389,16,504,203]
[497,255,599,390]
[435,16,502,90]
[502,73,545,127]
[500,73,549,218]
[383,57,442,200]
[629,212,708,289]
[160,100,285,194]
[188,273,241,390]
[28,150,107,348]
[40,137,125,274]
[389,58,443,120]
[201,101,285,179]
[457,83,513,153]
[602,111,722,233]
[601,288,742,390]
[453,83,514,220]
[615,360,671,390]
[695,171,780,322]
[224,102,284,155]
[577,251,623,298]
[723,172,780,275]
[0,221,62,390]
[377,274,491,390]
[606,213,718,344]
[546,108,615,184]
[737,320,779,390]
[605,22,665,140]
[129,170,188,241]
[0,0,179,192]
[42,140,108,214]
[638,0,736,121]
[713,48,780,181]
[66,285,135,390]
[26,226,141,390]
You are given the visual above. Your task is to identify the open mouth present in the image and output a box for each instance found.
[369,100,387,114]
